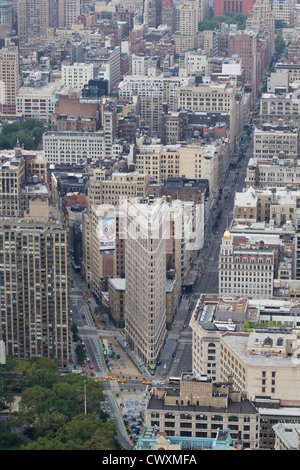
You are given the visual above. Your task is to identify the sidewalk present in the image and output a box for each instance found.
[100,334,143,380]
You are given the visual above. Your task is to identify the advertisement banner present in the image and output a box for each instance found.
[99,217,115,253]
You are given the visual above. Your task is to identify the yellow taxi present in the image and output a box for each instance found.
[106,376,115,380]
[142,381,152,385]
[94,378,103,383]
[118,378,127,383]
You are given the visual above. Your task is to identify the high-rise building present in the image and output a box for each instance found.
[17,0,54,42]
[162,0,175,32]
[62,62,94,90]
[124,197,168,367]
[43,130,105,165]
[144,0,162,27]
[229,31,258,97]
[178,82,237,159]
[246,0,275,70]
[214,0,256,16]
[82,167,150,297]
[272,0,293,24]
[0,2,13,30]
[0,38,19,115]
[219,229,275,298]
[174,0,200,53]
[0,197,69,368]
[179,0,199,36]
[144,373,260,448]
[118,72,194,135]
[58,0,80,27]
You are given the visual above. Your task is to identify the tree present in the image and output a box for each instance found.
[1,360,118,450]
[17,385,55,427]
[198,12,247,31]
[30,411,69,440]
[275,31,286,54]
[75,344,86,364]
[24,416,120,450]
[71,323,80,342]
[275,19,289,30]
[15,357,61,389]
[0,119,48,150]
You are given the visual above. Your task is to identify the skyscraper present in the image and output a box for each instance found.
[229,30,258,97]
[0,38,19,115]
[124,197,168,367]
[0,198,69,368]
[17,0,54,42]
[174,0,200,53]
[246,0,275,68]
[58,0,81,27]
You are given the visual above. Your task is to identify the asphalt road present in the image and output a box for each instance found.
[67,134,254,441]
[153,134,254,379]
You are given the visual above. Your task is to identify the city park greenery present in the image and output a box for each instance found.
[0,119,47,150]
[198,12,248,31]
[198,14,291,35]
[0,356,121,450]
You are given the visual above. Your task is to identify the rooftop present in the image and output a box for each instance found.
[147,393,258,414]
[221,332,300,367]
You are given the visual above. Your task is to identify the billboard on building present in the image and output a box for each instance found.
[99,216,115,253]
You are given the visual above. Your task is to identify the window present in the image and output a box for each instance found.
[212,415,223,421]
[228,416,239,422]
[180,413,192,420]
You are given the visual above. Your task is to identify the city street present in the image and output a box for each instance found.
[67,134,254,441]
[153,134,254,379]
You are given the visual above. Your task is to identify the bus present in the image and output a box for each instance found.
[168,377,181,385]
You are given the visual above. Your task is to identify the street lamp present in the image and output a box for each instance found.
[84,380,87,416]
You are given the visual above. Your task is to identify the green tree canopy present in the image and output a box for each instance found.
[199,12,247,31]
[13,371,118,450]
[15,357,61,389]
[23,417,119,450]
[18,374,105,427]
[275,31,286,54]
[0,119,47,150]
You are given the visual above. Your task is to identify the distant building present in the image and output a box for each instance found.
[124,197,169,368]
[213,0,256,16]
[0,146,47,217]
[0,38,19,115]
[135,142,225,206]
[136,425,234,450]
[259,90,300,129]
[17,80,62,122]
[253,126,299,159]
[219,229,275,298]
[0,198,69,368]
[17,0,53,42]
[174,0,199,53]
[272,0,293,24]
[273,423,300,450]
[62,62,94,90]
[108,277,126,328]
[220,330,300,405]
[0,340,5,364]
[43,131,105,165]
[145,373,259,448]
[58,0,81,27]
